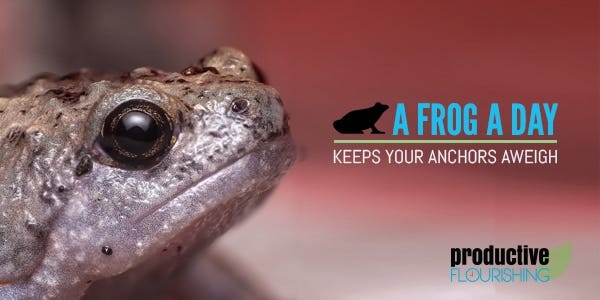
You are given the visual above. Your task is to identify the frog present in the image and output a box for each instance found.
[0,47,295,300]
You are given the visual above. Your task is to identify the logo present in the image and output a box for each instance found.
[332,102,389,134]
[449,243,572,283]
[331,101,560,166]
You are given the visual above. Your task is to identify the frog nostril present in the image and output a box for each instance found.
[101,246,113,256]
[231,98,250,114]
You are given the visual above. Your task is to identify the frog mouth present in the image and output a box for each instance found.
[133,133,295,229]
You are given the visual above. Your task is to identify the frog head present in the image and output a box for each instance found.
[0,47,294,299]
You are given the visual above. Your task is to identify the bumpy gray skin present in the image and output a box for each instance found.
[0,47,294,299]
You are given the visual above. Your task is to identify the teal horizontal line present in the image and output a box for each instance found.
[333,139,558,144]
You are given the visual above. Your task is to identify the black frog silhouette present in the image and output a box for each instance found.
[333,102,389,134]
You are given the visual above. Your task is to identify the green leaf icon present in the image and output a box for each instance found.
[547,243,572,280]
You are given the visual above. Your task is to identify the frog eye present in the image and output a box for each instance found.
[99,99,175,168]
[231,98,250,114]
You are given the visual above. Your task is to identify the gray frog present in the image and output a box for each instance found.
[0,47,295,299]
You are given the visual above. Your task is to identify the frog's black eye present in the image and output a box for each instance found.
[231,98,250,114]
[100,99,175,168]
